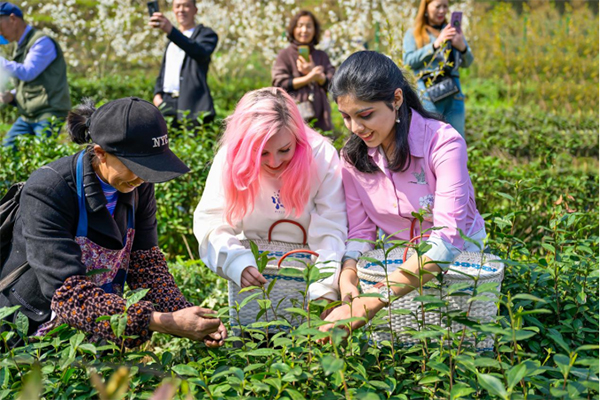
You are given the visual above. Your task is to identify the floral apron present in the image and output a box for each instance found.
[34,152,135,336]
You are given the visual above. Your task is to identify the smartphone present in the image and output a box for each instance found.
[450,11,463,34]
[147,0,159,17]
[298,45,310,62]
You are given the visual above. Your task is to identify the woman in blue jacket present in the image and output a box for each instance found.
[403,0,474,137]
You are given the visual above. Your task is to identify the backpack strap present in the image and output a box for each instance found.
[75,151,88,237]
[0,262,29,293]
[0,183,28,291]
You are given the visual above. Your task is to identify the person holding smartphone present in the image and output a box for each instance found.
[272,10,335,131]
[403,0,474,137]
[149,0,218,126]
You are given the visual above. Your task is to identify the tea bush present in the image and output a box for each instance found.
[0,104,597,399]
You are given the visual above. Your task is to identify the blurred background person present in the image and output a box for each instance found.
[403,0,473,137]
[0,2,70,148]
[150,0,218,126]
[272,10,335,132]
[319,29,334,53]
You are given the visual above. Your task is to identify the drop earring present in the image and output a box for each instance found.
[395,107,400,124]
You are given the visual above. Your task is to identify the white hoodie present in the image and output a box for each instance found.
[193,136,347,301]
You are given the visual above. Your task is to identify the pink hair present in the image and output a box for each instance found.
[220,87,323,225]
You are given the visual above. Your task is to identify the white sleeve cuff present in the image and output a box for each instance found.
[224,250,257,287]
[346,239,374,254]
[308,282,338,301]
[424,237,460,265]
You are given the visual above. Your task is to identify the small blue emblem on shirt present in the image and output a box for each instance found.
[272,190,285,211]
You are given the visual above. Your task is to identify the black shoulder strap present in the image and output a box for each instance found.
[0,182,29,290]
[0,262,29,293]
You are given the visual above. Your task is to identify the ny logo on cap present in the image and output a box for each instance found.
[152,134,169,148]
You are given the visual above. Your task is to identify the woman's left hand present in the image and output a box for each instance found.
[310,66,326,86]
[451,30,467,52]
[317,298,370,343]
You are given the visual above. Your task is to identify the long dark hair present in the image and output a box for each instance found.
[330,51,443,173]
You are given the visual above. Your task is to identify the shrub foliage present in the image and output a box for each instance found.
[0,103,597,399]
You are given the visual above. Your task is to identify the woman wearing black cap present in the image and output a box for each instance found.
[0,97,226,348]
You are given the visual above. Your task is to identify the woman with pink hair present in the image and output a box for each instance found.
[193,87,347,301]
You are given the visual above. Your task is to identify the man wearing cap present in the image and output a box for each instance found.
[149,0,217,126]
[0,97,226,349]
[0,2,71,148]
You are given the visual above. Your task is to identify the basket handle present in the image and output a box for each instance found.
[277,249,319,268]
[268,219,307,245]
[403,233,432,261]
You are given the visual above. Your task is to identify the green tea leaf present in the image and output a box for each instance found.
[477,373,508,399]
[172,364,199,377]
[321,355,344,376]
[15,312,28,337]
[126,288,150,308]
[450,382,476,399]
[506,363,527,390]
[512,294,547,303]
[238,292,262,309]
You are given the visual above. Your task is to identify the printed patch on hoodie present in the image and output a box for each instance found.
[272,190,285,213]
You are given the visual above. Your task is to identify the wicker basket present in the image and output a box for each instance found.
[228,220,316,332]
[357,247,504,351]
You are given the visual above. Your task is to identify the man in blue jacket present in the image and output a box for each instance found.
[0,2,71,147]
[149,0,218,126]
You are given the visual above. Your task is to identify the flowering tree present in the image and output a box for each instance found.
[16,0,473,78]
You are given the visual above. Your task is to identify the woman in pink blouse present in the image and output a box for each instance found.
[319,51,485,334]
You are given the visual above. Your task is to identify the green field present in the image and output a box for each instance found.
[0,1,598,399]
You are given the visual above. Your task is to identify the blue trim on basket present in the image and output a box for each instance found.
[359,279,478,292]
[264,274,305,283]
[452,261,498,273]
[363,259,405,269]
[362,259,498,273]
[259,250,312,260]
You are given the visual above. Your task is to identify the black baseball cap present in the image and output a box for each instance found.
[88,97,190,183]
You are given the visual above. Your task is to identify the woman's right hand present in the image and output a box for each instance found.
[150,307,227,346]
[433,25,456,50]
[296,55,316,76]
[241,266,267,288]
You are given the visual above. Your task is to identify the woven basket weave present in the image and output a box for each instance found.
[228,220,315,332]
[358,247,504,351]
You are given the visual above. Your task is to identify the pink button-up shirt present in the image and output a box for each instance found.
[342,110,485,263]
